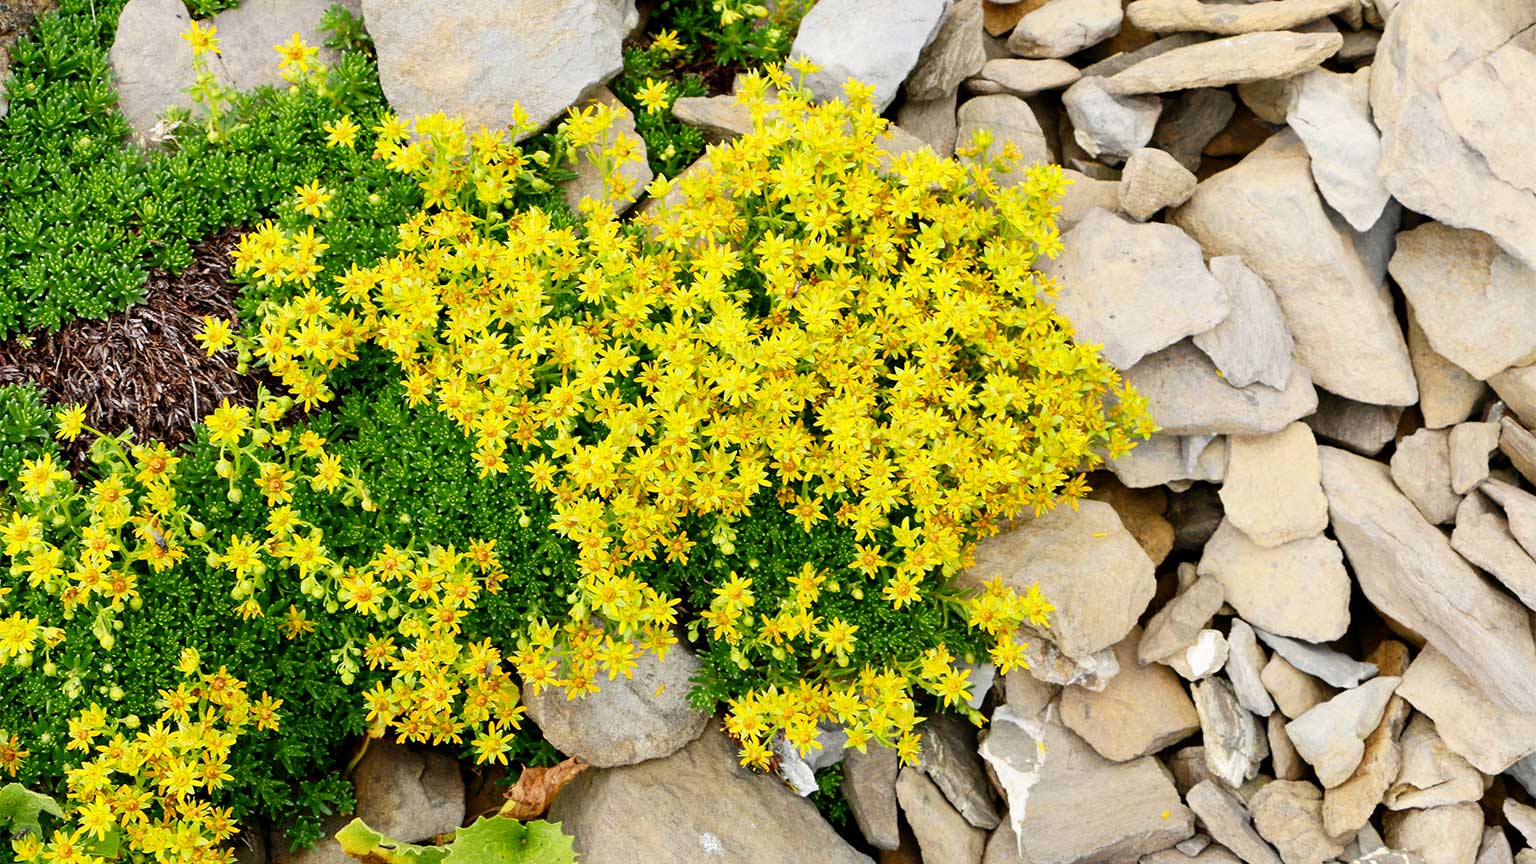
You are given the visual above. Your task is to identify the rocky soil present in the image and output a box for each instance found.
[56,0,1536,862]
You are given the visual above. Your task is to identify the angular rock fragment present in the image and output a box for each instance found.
[1171,132,1416,407]
[1123,340,1317,437]
[962,500,1155,660]
[1389,428,1461,526]
[1193,257,1294,391]
[1061,629,1199,762]
[1383,714,1486,810]
[970,58,1081,97]
[1063,77,1163,163]
[897,768,987,864]
[1396,645,1536,775]
[1103,32,1342,96]
[1381,804,1484,864]
[1319,446,1536,713]
[1451,492,1536,611]
[1407,308,1487,429]
[1322,642,1412,835]
[1218,423,1328,548]
[1193,678,1268,788]
[1199,523,1349,643]
[916,714,1001,830]
[1164,629,1230,682]
[551,725,872,863]
[792,0,945,112]
[1039,209,1229,370]
[1227,620,1276,717]
[364,0,626,139]
[906,0,985,100]
[842,745,901,850]
[1389,222,1536,381]
[1285,67,1391,232]
[1119,148,1198,221]
[1261,655,1338,720]
[1304,392,1403,457]
[1186,780,1283,864]
[1126,0,1352,34]
[1007,0,1122,58]
[1285,676,1402,788]
[1254,630,1377,690]
[1151,88,1235,174]
[957,93,1052,181]
[1140,575,1224,665]
[1248,780,1347,864]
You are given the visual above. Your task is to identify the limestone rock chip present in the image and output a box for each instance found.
[1248,781,1348,864]
[351,739,465,843]
[1119,148,1198,221]
[364,0,626,139]
[896,768,987,864]
[551,724,873,863]
[524,641,708,767]
[1227,619,1276,717]
[1126,0,1352,34]
[791,0,945,112]
[1151,88,1235,173]
[1261,655,1337,720]
[1285,67,1391,232]
[1389,222,1536,381]
[972,58,1081,97]
[1219,422,1328,548]
[1286,676,1402,788]
[1408,308,1487,430]
[1102,32,1342,96]
[1254,629,1377,690]
[1185,780,1283,864]
[1063,77,1163,163]
[906,0,985,100]
[1383,714,1485,810]
[1139,575,1225,665]
[842,745,900,850]
[1451,491,1536,611]
[1193,257,1295,391]
[1170,131,1416,407]
[1304,392,1403,457]
[1396,645,1536,774]
[1318,446,1536,713]
[1006,0,1123,59]
[957,93,1052,182]
[1193,677,1268,788]
[1041,208,1228,370]
[1381,804,1484,864]
[1198,521,1350,643]
[1450,422,1502,494]
[1388,428,1460,525]
[1123,340,1317,437]
[1060,629,1200,762]
[961,500,1155,660]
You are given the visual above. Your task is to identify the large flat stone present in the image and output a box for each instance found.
[1122,340,1318,436]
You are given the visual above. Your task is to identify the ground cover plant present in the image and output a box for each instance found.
[0,3,1152,862]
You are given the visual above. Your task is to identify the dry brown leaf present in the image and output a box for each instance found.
[498,757,589,820]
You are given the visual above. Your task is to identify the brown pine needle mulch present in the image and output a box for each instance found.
[0,230,259,465]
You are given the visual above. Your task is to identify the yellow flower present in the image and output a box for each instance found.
[180,20,220,57]
[205,399,251,447]
[195,315,235,356]
[54,405,86,442]
[323,114,360,148]
[274,32,319,78]
[293,180,334,218]
[633,77,672,114]
[18,454,70,499]
[651,29,685,55]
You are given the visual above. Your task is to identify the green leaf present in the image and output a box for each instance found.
[0,783,64,837]
[335,816,574,864]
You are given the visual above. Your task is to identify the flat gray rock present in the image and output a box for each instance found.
[1171,131,1416,407]
[906,0,985,100]
[960,500,1155,660]
[1063,76,1163,163]
[1285,676,1402,788]
[916,713,1002,830]
[791,0,946,112]
[897,768,987,864]
[1102,32,1342,96]
[1320,445,1536,714]
[1118,148,1198,221]
[1254,629,1376,690]
[211,0,357,92]
[1186,780,1283,864]
[110,0,232,143]
[524,643,709,767]
[1150,87,1235,173]
[1227,619,1277,717]
[351,738,465,843]
[1396,645,1536,774]
[1218,422,1328,548]
[1383,714,1485,810]
[1140,575,1225,665]
[842,745,900,850]
[1193,257,1294,391]
[364,0,625,138]
[1248,780,1347,864]
[1200,522,1350,644]
[1286,67,1391,232]
[1389,221,1536,381]
[1303,392,1403,457]
[1127,0,1352,34]
[1038,209,1228,370]
[1122,340,1318,437]
[553,724,872,863]
[971,58,1081,98]
[1193,677,1268,788]
[1062,629,1200,762]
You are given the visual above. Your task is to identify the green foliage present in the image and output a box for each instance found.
[808,763,851,830]
[0,784,62,840]
[652,0,809,68]
[184,0,241,16]
[0,384,56,488]
[611,44,709,177]
[337,815,576,864]
[0,0,390,338]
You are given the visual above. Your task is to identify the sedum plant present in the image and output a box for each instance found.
[225,59,1151,766]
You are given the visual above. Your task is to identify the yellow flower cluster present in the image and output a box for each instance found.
[11,658,277,864]
[220,62,1149,763]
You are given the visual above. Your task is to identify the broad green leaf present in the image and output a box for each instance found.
[0,784,64,837]
[336,815,574,864]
